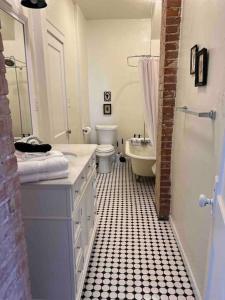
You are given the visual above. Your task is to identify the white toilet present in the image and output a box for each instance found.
[96,125,118,174]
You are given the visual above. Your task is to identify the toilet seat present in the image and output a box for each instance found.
[97,144,114,153]
[96,145,115,157]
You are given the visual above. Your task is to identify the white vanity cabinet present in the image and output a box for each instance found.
[21,145,97,300]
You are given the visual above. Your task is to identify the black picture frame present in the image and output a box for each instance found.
[104,91,111,102]
[195,48,208,87]
[103,104,111,115]
[190,44,198,74]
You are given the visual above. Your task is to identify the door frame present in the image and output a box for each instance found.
[44,19,69,143]
[31,10,70,143]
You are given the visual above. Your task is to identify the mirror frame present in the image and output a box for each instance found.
[0,1,36,136]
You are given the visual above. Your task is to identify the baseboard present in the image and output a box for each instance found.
[169,216,202,300]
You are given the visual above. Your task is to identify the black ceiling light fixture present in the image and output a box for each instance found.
[21,0,47,9]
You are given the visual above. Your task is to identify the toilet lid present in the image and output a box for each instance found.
[96,145,114,153]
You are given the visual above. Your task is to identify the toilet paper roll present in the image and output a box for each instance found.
[82,126,92,135]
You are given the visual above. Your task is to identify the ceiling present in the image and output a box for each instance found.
[75,0,155,20]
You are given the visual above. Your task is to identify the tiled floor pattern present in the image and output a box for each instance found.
[82,161,195,300]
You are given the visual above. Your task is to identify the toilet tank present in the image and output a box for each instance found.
[96,125,118,145]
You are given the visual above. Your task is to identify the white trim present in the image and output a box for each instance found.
[74,4,84,130]
[169,215,202,300]
[29,10,51,141]
[44,18,69,143]
[0,1,26,23]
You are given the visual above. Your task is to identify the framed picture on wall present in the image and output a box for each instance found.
[103,104,111,115]
[190,44,198,74]
[104,91,111,102]
[195,48,208,86]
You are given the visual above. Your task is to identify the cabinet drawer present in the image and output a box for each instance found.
[91,152,96,164]
[72,189,80,212]
[86,162,93,179]
[73,222,81,244]
[73,228,83,283]
[75,250,84,291]
[72,199,82,238]
[74,226,82,255]
[73,173,86,199]
[86,154,96,178]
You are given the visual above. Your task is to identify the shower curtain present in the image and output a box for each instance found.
[138,57,159,152]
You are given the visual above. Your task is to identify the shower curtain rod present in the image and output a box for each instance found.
[127,54,160,67]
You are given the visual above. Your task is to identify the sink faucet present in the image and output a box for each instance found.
[141,123,150,145]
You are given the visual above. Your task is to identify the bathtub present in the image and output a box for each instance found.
[125,141,156,177]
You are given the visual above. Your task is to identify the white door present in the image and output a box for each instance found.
[46,31,69,144]
[200,133,225,300]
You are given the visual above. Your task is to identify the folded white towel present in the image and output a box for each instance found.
[16,150,64,162]
[17,155,69,176]
[19,170,69,184]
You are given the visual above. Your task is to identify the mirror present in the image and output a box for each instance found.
[0,9,32,138]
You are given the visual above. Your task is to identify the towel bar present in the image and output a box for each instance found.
[176,106,216,120]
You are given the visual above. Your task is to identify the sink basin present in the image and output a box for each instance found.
[63,151,77,158]
[63,152,77,167]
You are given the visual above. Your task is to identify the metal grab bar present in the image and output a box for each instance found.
[176,106,216,120]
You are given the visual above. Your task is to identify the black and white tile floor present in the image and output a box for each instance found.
[82,161,195,300]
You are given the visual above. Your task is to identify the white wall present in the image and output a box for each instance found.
[151,0,162,40]
[150,0,161,57]
[87,19,151,150]
[171,0,225,298]
[75,5,91,143]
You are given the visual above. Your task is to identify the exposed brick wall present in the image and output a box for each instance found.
[155,0,182,220]
[0,26,31,299]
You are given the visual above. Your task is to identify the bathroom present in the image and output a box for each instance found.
[1,0,225,300]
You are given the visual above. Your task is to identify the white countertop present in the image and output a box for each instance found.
[21,144,97,188]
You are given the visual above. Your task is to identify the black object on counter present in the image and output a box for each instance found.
[120,156,126,163]
[15,142,52,153]
[119,138,126,163]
